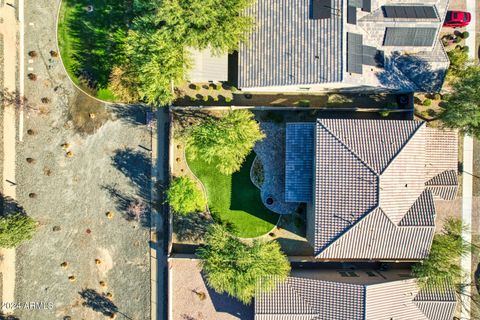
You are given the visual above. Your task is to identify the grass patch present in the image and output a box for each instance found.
[57,0,127,102]
[186,151,278,238]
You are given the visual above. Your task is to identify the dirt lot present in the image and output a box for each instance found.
[10,0,152,319]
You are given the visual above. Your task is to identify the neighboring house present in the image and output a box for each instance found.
[238,0,450,93]
[255,269,457,320]
[285,119,458,260]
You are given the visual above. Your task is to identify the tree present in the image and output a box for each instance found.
[108,66,141,103]
[158,0,255,53]
[122,16,190,106]
[440,65,480,138]
[166,176,206,215]
[412,218,469,288]
[0,213,36,248]
[197,224,290,304]
[187,110,265,175]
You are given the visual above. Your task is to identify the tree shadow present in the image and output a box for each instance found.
[377,53,447,93]
[200,272,254,318]
[101,184,150,228]
[62,0,132,91]
[79,288,132,319]
[173,213,211,242]
[109,103,147,126]
[0,194,26,217]
[111,148,151,202]
[171,109,217,134]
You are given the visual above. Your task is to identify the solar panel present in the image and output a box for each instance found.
[347,33,363,74]
[348,0,363,8]
[362,46,384,67]
[312,0,333,19]
[362,0,371,12]
[383,27,436,47]
[347,6,357,24]
[382,5,437,19]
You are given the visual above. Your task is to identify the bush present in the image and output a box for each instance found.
[0,213,36,248]
[461,46,469,53]
[433,93,442,101]
[195,85,201,91]
[379,110,390,117]
[423,99,432,106]
[166,177,206,215]
[298,100,310,107]
[202,95,209,102]
[462,31,470,39]
[225,97,232,103]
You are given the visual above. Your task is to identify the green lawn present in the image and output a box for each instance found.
[57,0,129,102]
[187,151,278,238]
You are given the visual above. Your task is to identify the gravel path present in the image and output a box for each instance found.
[254,122,299,215]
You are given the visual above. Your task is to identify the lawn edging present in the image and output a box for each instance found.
[55,0,125,105]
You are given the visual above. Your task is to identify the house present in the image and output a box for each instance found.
[285,119,458,260]
[238,0,450,93]
[255,268,457,320]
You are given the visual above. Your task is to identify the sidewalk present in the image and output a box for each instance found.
[0,1,19,315]
[460,0,476,318]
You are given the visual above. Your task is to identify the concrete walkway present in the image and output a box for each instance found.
[460,0,476,317]
[0,1,20,315]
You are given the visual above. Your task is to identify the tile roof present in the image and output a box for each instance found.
[255,277,457,320]
[285,119,459,259]
[238,0,344,88]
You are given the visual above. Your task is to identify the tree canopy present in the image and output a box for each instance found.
[197,224,290,304]
[186,110,265,175]
[446,47,469,80]
[166,176,206,215]
[412,218,469,288]
[0,213,36,248]
[158,0,255,53]
[440,65,480,138]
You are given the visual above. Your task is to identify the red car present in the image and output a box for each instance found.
[444,11,471,28]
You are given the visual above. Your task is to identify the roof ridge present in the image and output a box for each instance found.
[378,121,426,175]
[317,119,379,175]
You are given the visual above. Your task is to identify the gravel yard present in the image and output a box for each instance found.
[10,0,152,319]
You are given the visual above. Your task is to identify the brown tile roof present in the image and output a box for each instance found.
[285,119,459,259]
[255,277,457,320]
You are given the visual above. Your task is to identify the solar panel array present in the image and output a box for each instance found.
[362,45,384,67]
[347,5,357,24]
[383,27,436,47]
[347,33,363,74]
[312,0,333,19]
[383,5,437,19]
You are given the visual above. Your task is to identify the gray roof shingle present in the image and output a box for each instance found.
[238,0,344,88]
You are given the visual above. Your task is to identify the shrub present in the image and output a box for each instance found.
[0,213,36,248]
[298,100,310,107]
[195,84,201,91]
[225,97,233,103]
[202,95,209,102]
[461,31,470,39]
[461,46,469,53]
[166,177,206,215]
[433,93,442,101]
[379,110,390,117]
[215,84,222,90]
[423,99,432,106]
